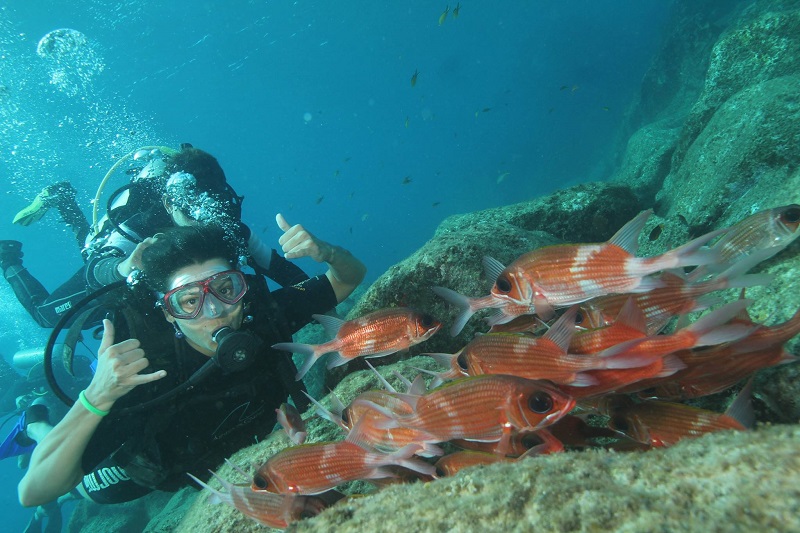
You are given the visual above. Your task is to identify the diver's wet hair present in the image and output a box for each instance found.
[141,226,239,292]
[165,147,227,195]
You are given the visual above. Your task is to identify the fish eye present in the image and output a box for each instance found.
[341,409,351,425]
[782,207,800,224]
[252,475,269,490]
[435,465,448,477]
[420,314,436,328]
[528,391,554,413]
[456,352,469,371]
[495,276,512,294]
[574,311,584,325]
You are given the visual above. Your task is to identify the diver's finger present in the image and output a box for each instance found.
[98,319,116,356]
[276,213,291,232]
[123,368,167,387]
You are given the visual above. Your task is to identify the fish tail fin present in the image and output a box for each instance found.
[421,352,468,379]
[431,286,478,336]
[602,353,660,370]
[271,342,323,381]
[644,228,727,271]
[655,355,687,378]
[384,443,438,476]
[684,299,756,347]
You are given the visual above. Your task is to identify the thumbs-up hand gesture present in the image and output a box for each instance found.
[275,213,336,263]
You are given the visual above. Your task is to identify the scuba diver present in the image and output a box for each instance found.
[17,224,365,509]
[0,144,311,329]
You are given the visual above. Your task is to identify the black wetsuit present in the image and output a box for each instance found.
[80,274,336,504]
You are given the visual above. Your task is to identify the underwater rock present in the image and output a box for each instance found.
[290,425,800,532]
[674,4,800,169]
[66,489,183,532]
[658,75,800,232]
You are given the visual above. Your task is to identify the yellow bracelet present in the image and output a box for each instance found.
[79,390,109,417]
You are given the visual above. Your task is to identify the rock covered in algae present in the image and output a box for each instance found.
[289,425,800,533]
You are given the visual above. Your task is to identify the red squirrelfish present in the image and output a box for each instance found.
[362,375,576,447]
[272,308,442,380]
[188,471,332,529]
[688,203,800,281]
[577,249,774,334]
[276,403,307,445]
[607,388,752,448]
[252,440,435,495]
[490,209,724,319]
[426,306,657,387]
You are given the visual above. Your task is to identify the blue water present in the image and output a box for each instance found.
[0,1,672,529]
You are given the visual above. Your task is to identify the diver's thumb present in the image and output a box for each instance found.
[98,319,115,355]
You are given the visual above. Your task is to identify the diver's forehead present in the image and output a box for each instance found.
[168,259,231,290]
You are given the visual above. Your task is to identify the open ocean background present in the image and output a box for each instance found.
[0,1,674,530]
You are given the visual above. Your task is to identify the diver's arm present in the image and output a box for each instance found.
[18,320,166,507]
[18,396,106,506]
[322,246,366,303]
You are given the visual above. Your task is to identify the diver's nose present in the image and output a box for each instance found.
[202,294,223,318]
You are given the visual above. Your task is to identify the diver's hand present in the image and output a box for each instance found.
[276,213,336,263]
[117,236,159,277]
[83,319,167,412]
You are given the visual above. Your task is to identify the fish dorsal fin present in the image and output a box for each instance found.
[544,306,579,352]
[407,374,427,395]
[613,297,648,334]
[608,209,652,255]
[391,370,413,391]
[365,360,397,393]
[482,256,507,283]
[313,313,346,338]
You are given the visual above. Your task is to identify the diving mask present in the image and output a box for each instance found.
[161,270,247,319]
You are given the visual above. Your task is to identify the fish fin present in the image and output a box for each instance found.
[411,364,457,384]
[710,248,778,287]
[569,373,599,387]
[608,209,652,255]
[362,348,402,360]
[725,377,755,429]
[391,370,413,391]
[613,298,648,334]
[647,227,727,271]
[685,300,756,347]
[293,431,308,445]
[325,351,354,370]
[272,342,323,381]
[365,360,397,392]
[302,391,348,432]
[431,286,477,336]
[602,353,659,370]
[383,443,438,476]
[655,355,687,378]
[543,306,579,352]
[312,313,345,338]
[407,374,428,395]
[534,297,555,321]
[482,256,506,282]
[186,472,228,506]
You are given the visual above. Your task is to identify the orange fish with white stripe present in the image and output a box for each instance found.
[272,307,441,380]
[362,375,576,447]
[489,210,725,319]
[425,306,657,387]
[252,439,435,495]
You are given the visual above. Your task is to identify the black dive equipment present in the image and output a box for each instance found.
[44,279,263,417]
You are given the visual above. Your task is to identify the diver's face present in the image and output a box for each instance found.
[163,259,245,357]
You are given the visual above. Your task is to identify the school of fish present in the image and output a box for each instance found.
[192,204,800,528]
